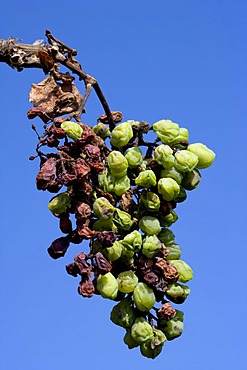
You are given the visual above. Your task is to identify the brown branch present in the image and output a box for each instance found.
[0,32,115,129]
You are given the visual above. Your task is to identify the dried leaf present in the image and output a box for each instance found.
[38,50,54,73]
[29,74,82,120]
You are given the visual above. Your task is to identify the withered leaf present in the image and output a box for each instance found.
[38,50,54,73]
[29,74,82,121]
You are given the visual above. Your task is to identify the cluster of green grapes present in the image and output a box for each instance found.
[41,117,215,358]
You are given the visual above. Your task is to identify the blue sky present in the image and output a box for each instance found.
[0,1,246,369]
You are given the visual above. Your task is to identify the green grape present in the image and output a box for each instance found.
[133,282,155,312]
[135,170,157,188]
[110,297,136,328]
[92,122,110,138]
[187,143,216,169]
[97,272,118,300]
[166,243,182,260]
[61,121,83,141]
[170,260,193,283]
[182,169,201,190]
[93,218,117,231]
[157,177,180,201]
[117,271,139,293]
[140,340,163,359]
[121,230,142,252]
[98,168,115,193]
[110,121,133,147]
[123,330,139,349]
[142,235,162,258]
[154,144,174,169]
[48,192,70,215]
[125,147,143,167]
[151,327,167,347]
[160,166,183,185]
[140,328,167,359]
[103,240,123,261]
[107,151,129,178]
[131,317,154,344]
[93,197,115,220]
[139,158,152,171]
[174,187,187,203]
[170,127,189,147]
[139,216,161,236]
[159,210,178,227]
[92,240,104,254]
[174,150,199,172]
[140,191,160,211]
[120,246,135,265]
[113,209,133,231]
[159,319,184,341]
[165,283,190,304]
[128,119,140,126]
[158,228,175,246]
[113,175,130,196]
[174,309,185,322]
[153,119,180,144]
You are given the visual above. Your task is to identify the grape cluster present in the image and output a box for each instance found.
[35,115,215,358]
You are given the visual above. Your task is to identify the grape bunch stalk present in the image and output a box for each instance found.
[0,31,215,359]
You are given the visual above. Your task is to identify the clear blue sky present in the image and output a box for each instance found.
[0,1,246,369]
